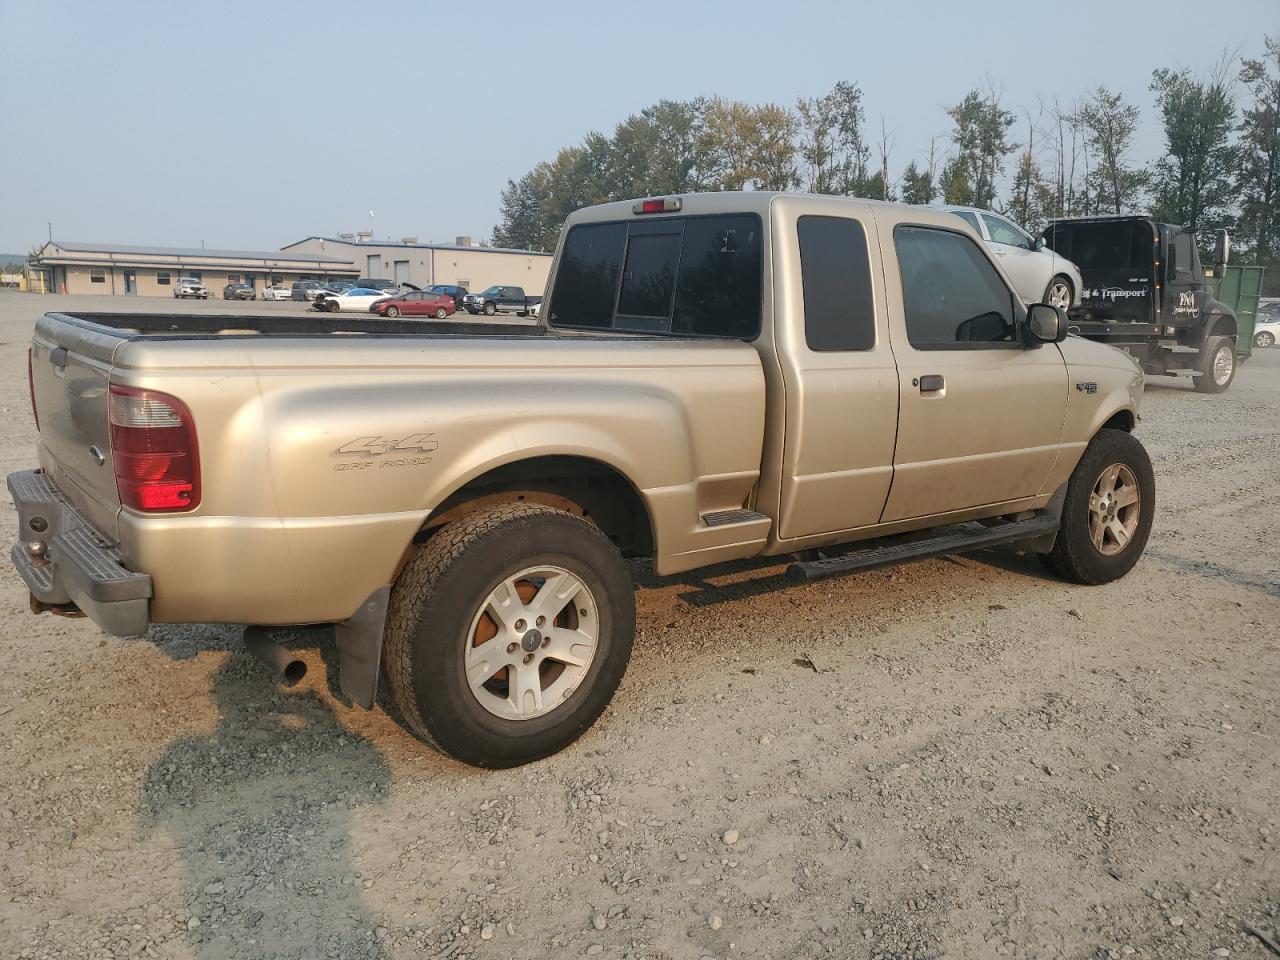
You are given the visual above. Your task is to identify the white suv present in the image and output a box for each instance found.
[941,206,1083,310]
[173,277,209,300]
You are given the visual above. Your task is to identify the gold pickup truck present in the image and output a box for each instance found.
[9,193,1151,767]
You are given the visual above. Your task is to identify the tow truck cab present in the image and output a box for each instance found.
[1043,217,1240,392]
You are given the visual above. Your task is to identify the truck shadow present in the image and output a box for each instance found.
[139,642,392,959]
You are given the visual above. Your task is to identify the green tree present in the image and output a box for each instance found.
[1236,36,1280,265]
[699,98,799,191]
[606,99,708,197]
[1078,87,1145,214]
[900,159,935,204]
[947,87,1017,209]
[1005,153,1056,234]
[1149,64,1237,229]
[939,155,974,205]
[795,81,871,194]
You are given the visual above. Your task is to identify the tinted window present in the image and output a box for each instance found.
[617,233,680,325]
[950,210,982,233]
[798,216,875,351]
[549,214,761,338]
[1045,221,1153,271]
[550,222,625,329]
[671,215,761,337]
[1171,231,1197,280]
[895,226,1016,346]
[982,214,1031,249]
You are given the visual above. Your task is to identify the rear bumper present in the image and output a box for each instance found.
[7,470,151,636]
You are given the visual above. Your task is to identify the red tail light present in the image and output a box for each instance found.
[108,384,200,512]
[27,347,39,430]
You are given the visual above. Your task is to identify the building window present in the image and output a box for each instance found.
[271,275,283,285]
[156,272,171,285]
[90,270,106,284]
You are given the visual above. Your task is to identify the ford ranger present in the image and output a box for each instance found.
[9,193,1151,768]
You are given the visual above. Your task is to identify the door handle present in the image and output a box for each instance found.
[917,374,945,393]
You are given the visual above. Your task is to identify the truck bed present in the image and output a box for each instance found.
[55,311,549,339]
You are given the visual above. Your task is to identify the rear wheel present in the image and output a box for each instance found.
[1043,275,1073,310]
[385,305,400,318]
[1256,330,1275,348]
[384,503,635,767]
[1039,428,1154,585]
[1194,335,1236,394]
[435,307,448,319]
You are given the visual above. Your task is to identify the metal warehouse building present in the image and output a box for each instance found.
[280,236,554,297]
[35,241,358,297]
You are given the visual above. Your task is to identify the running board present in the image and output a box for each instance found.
[786,513,1060,583]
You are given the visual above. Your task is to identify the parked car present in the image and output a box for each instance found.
[1254,305,1279,347]
[291,281,326,301]
[429,284,470,304]
[370,290,456,319]
[461,285,541,316]
[312,287,394,312]
[941,206,1083,310]
[11,192,1151,769]
[173,277,208,300]
[262,285,293,301]
[325,280,357,294]
[528,300,542,320]
[222,283,255,301]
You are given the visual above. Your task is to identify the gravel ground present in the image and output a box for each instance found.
[0,290,1276,960]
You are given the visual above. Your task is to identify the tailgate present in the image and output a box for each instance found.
[30,314,125,541]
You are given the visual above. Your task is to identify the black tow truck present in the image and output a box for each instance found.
[1043,217,1240,394]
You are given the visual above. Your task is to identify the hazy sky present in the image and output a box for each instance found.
[1,0,1275,253]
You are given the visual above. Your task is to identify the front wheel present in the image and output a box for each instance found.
[1194,335,1236,394]
[1043,275,1073,310]
[1039,428,1154,585]
[384,305,400,318]
[483,302,497,316]
[1256,331,1275,348]
[326,299,340,313]
[383,503,635,768]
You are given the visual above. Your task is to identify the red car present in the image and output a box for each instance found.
[370,290,456,319]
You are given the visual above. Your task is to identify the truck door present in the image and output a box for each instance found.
[880,222,1067,522]
[774,204,899,540]
[1166,227,1206,324]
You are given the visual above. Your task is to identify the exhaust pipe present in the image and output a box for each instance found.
[244,627,307,686]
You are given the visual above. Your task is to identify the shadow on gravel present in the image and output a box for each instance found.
[139,643,392,959]
[1145,547,1280,598]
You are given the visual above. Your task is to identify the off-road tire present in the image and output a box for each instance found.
[1039,428,1155,585]
[1194,335,1236,394]
[383,503,635,767]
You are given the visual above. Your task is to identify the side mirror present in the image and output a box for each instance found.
[1027,303,1069,344]
[1034,236,1047,251]
[1214,229,1230,267]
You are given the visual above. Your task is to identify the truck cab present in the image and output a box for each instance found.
[1043,216,1240,393]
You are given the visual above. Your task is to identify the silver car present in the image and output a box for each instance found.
[1254,307,1279,348]
[941,206,1083,310]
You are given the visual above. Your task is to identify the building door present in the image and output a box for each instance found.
[394,259,410,284]
[123,271,137,295]
[366,254,380,279]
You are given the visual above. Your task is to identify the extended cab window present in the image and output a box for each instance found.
[895,226,1016,347]
[549,214,762,338]
[798,216,875,351]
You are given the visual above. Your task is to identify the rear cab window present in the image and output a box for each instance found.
[547,213,763,338]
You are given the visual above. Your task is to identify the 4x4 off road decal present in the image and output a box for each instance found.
[333,433,437,471]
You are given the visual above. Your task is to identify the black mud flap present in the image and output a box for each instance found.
[334,585,390,709]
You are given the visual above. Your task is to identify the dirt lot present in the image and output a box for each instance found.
[0,290,1276,960]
